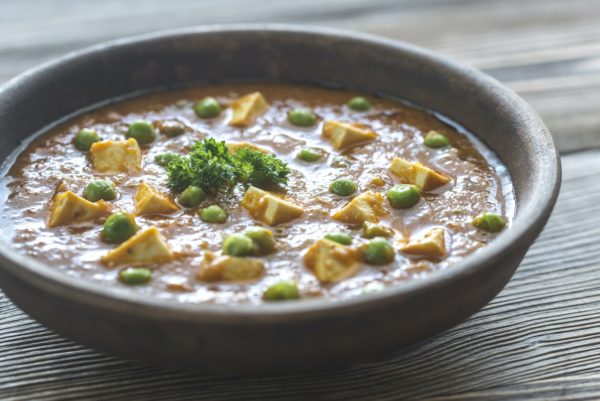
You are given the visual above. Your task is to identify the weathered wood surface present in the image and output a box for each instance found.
[2,0,600,399]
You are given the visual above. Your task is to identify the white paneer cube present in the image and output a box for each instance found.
[241,186,304,226]
[134,182,180,216]
[399,227,447,258]
[332,190,387,226]
[304,239,361,283]
[48,191,110,227]
[101,227,173,267]
[389,157,450,191]
[90,138,142,174]
[230,92,269,127]
[322,120,377,150]
[198,251,265,282]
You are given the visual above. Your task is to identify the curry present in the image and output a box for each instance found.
[1,84,513,304]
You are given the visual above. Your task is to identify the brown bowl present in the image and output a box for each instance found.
[0,25,560,374]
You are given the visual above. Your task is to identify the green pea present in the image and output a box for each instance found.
[83,180,116,202]
[178,185,206,208]
[194,97,221,119]
[324,232,352,245]
[199,205,228,224]
[347,96,371,111]
[126,120,156,144]
[102,212,140,244]
[154,152,178,167]
[424,130,451,148]
[263,281,300,301]
[297,147,322,162]
[473,212,506,233]
[244,227,276,255]
[287,107,317,127]
[74,128,100,151]
[222,233,256,257]
[119,267,152,285]
[362,222,394,238]
[329,178,357,196]
[364,237,395,265]
[386,184,421,209]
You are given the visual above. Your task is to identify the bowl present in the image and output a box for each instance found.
[0,25,560,374]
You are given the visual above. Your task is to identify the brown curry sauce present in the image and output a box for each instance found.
[1,84,514,304]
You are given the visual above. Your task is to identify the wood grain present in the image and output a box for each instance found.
[425,373,600,401]
[2,0,600,399]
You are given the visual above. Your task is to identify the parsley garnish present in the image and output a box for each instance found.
[166,138,290,193]
[234,146,291,187]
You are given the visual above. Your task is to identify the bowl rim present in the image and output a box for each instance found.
[0,24,561,322]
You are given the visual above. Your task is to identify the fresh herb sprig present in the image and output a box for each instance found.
[166,138,290,193]
[234,146,291,187]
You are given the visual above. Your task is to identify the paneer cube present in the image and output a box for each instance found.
[134,182,180,216]
[332,190,387,226]
[48,191,109,227]
[230,92,269,127]
[399,227,447,258]
[304,239,361,283]
[90,138,142,174]
[101,227,173,267]
[389,157,450,191]
[198,251,265,282]
[322,120,377,150]
[241,186,304,226]
[226,141,270,154]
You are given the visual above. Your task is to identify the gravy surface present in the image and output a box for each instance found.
[2,84,513,304]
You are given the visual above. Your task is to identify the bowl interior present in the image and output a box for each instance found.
[0,25,560,316]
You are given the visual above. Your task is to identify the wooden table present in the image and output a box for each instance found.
[2,1,600,399]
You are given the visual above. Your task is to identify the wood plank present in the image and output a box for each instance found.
[1,0,600,152]
[425,373,600,400]
[1,148,600,400]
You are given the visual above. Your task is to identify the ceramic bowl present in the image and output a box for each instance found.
[0,25,560,374]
